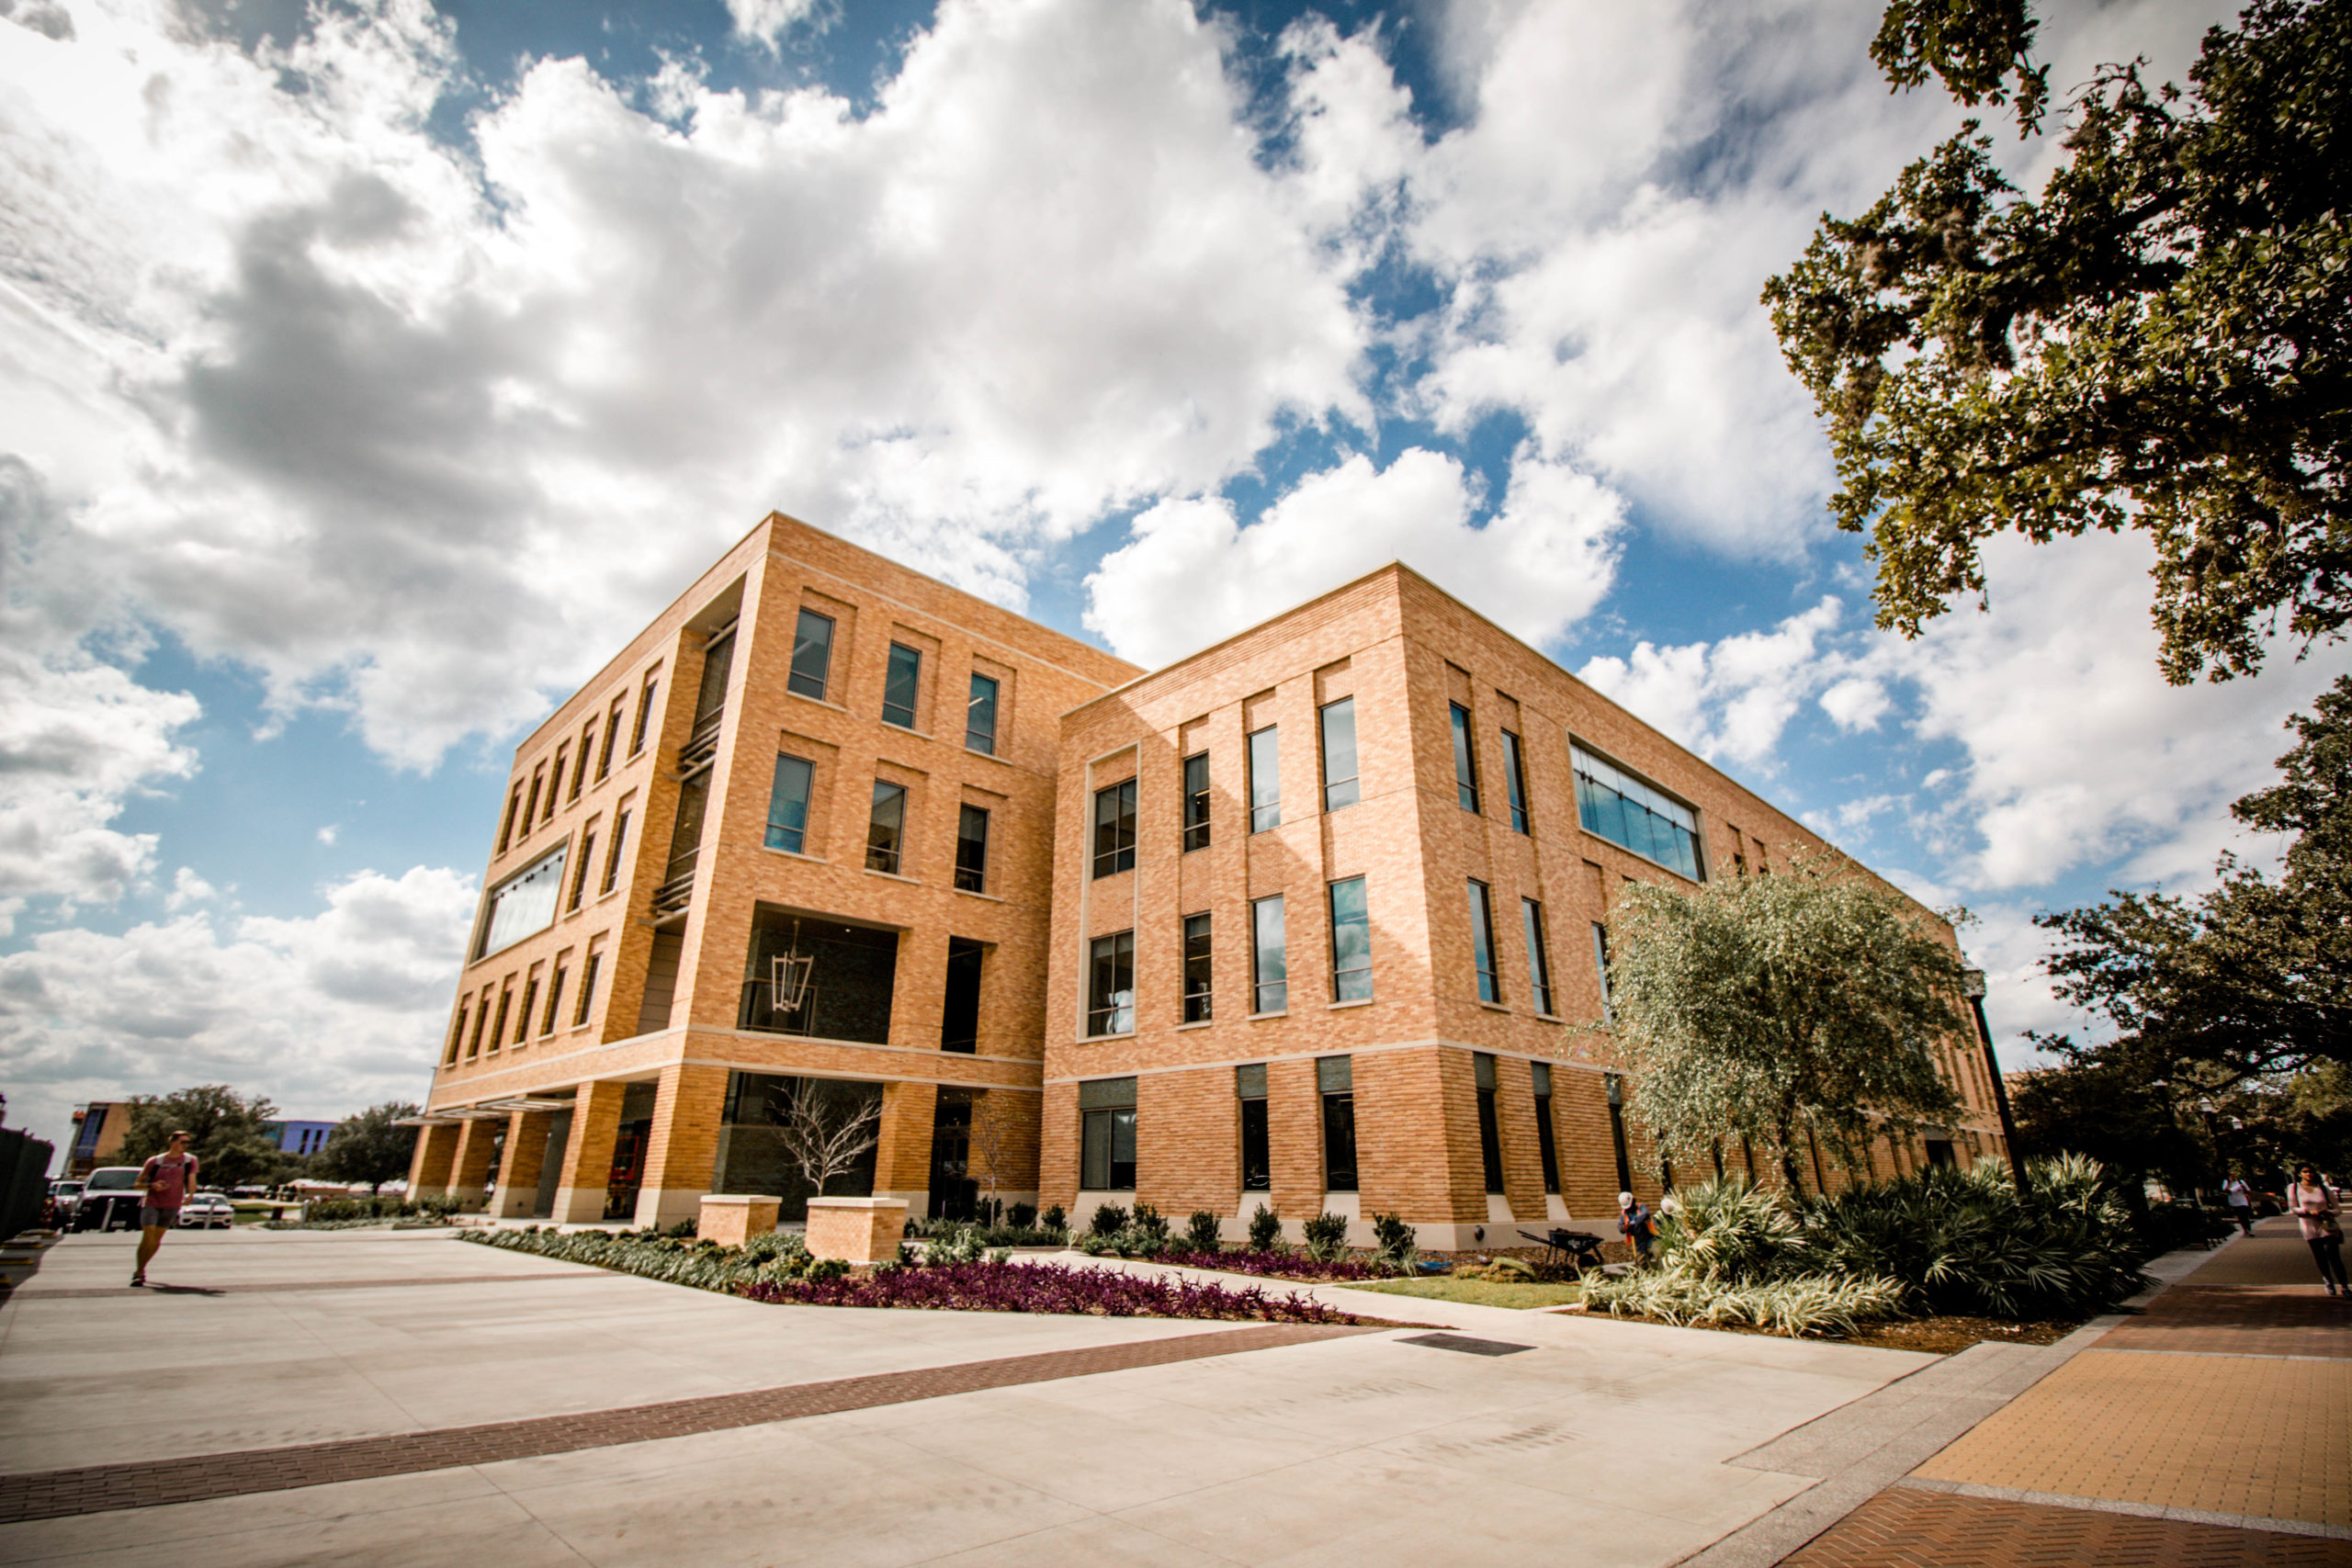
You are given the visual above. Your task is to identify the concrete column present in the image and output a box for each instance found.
[633,1063,729,1230]
[492,1110,556,1218]
[447,1119,498,1210]
[550,1080,629,1224]
[870,1079,936,1216]
[409,1122,458,1195]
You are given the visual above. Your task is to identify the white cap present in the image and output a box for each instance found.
[1619,1191,1634,1206]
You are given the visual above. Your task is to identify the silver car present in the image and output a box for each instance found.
[177,1193,235,1229]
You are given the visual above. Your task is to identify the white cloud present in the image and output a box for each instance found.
[1577,597,1844,768]
[316,825,338,846]
[1082,445,1623,668]
[164,867,215,909]
[0,863,473,1151]
[1819,676,1890,732]
[723,0,820,51]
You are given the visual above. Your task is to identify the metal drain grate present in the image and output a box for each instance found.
[1397,1332,1533,1357]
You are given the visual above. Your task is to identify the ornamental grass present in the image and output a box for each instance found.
[743,1258,1358,1322]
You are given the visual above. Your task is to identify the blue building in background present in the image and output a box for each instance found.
[263,1121,337,1157]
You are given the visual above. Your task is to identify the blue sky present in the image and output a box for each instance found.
[4,0,2342,1156]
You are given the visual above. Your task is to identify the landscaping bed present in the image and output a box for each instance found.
[1354,1276,1586,1311]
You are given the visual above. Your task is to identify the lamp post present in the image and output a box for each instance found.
[1962,968,2030,1199]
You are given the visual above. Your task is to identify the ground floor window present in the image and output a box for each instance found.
[1318,1055,1357,1192]
[1080,1077,1137,1190]
[1474,1052,1504,1193]
[1237,1063,1269,1190]
[713,1071,882,1221]
[1532,1060,1560,1194]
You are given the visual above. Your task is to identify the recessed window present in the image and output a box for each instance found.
[1592,921,1612,1021]
[1450,704,1480,813]
[1237,1063,1269,1191]
[1319,1055,1358,1192]
[571,722,592,800]
[789,609,835,701]
[478,845,569,959]
[1573,744,1704,880]
[1522,897,1554,1015]
[1092,779,1136,878]
[1318,698,1359,812]
[522,768,545,835]
[1182,912,1213,1023]
[955,805,989,893]
[1329,876,1372,1002]
[598,696,624,780]
[882,641,922,728]
[1467,880,1499,1004]
[1248,726,1281,833]
[486,986,512,1055]
[1475,1052,1504,1194]
[629,672,661,755]
[570,823,596,911]
[1080,1077,1136,1190]
[1087,931,1134,1036]
[1500,728,1529,833]
[601,804,630,895]
[545,750,565,822]
[514,975,539,1046]
[765,754,814,853]
[942,937,983,1054]
[1182,751,1210,852]
[497,784,523,854]
[865,780,908,874]
[1251,895,1287,1014]
[574,945,603,1026]
[1532,1060,1560,1194]
[966,672,1000,754]
[445,1001,468,1066]
[541,964,568,1036]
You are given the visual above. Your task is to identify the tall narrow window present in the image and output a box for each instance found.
[1319,1055,1358,1192]
[1248,726,1281,832]
[765,754,814,853]
[1182,751,1211,852]
[662,773,708,890]
[598,696,624,779]
[1182,912,1213,1022]
[882,641,922,728]
[965,672,1000,754]
[942,938,983,1053]
[1521,897,1554,1015]
[954,805,989,892]
[1475,1052,1505,1193]
[629,674,660,755]
[602,805,630,894]
[571,723,592,800]
[865,781,908,874]
[1450,704,1480,812]
[1091,779,1136,877]
[1532,1060,1560,1194]
[1087,931,1135,1036]
[1329,876,1372,1002]
[514,976,539,1045]
[1318,698,1359,811]
[1237,1064,1270,1190]
[1606,1072,1634,1193]
[545,750,566,820]
[497,784,523,853]
[574,947,603,1026]
[522,768,545,833]
[1079,1078,1137,1190]
[487,987,513,1055]
[1591,921,1612,1020]
[1499,728,1529,833]
[445,1001,469,1066]
[542,964,568,1036]
[1467,880,1500,1003]
[788,609,834,700]
[1251,895,1287,1013]
[468,990,492,1058]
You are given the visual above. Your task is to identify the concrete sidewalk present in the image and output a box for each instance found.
[0,1225,1939,1567]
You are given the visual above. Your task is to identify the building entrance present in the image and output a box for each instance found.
[928,1092,977,1220]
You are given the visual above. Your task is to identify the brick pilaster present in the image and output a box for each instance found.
[492,1110,556,1218]
[635,1063,729,1228]
[551,1079,629,1224]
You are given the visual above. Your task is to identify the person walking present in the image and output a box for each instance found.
[1618,1190,1655,1265]
[2224,1173,2256,1236]
[2287,1164,2346,1298]
[130,1131,198,1287]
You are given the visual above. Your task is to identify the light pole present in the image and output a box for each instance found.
[1962,968,2030,1200]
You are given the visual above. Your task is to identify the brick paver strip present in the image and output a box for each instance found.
[2179,1235,2340,1289]
[0,1321,1374,1524]
[1784,1485,2352,1567]
[13,1272,604,1300]
[2098,1286,2352,1359]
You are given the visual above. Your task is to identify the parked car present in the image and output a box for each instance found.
[73,1168,147,1232]
[47,1179,86,1225]
[177,1193,234,1229]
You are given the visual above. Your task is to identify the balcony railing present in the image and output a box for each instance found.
[680,707,723,770]
[650,870,696,917]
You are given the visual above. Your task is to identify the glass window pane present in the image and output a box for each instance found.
[966,672,999,754]
[479,846,569,957]
[955,804,989,892]
[789,610,833,700]
[1329,876,1371,1002]
[1572,744,1704,880]
[882,642,922,728]
[1501,729,1529,833]
[1082,1109,1109,1190]
[1467,880,1498,1004]
[1182,751,1211,851]
[1183,912,1213,1022]
[1450,704,1479,813]
[1249,727,1281,832]
[1088,931,1134,1035]
[865,781,906,874]
[1521,897,1553,1015]
[1109,1107,1136,1189]
[1092,779,1136,878]
[1251,895,1287,1013]
[765,754,813,852]
[1322,1092,1358,1191]
[1319,698,1359,812]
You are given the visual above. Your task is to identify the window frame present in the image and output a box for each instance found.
[1532,1060,1561,1194]
[1592,920,1612,1021]
[965,671,1000,754]
[1328,876,1372,1002]
[1499,728,1529,833]
[1182,911,1213,1023]
[629,671,661,756]
[788,609,835,702]
[954,804,990,893]
[1248,725,1281,833]
[1318,697,1360,812]
[1091,778,1137,879]
[476,844,570,960]
[1570,741,1707,881]
[1086,930,1136,1037]
[1521,897,1554,1016]
[1182,751,1211,852]
[1080,1105,1137,1191]
[1474,1051,1505,1193]
[1318,1055,1358,1193]
[765,753,816,854]
[1450,703,1480,813]
[1250,894,1287,1014]
[881,641,922,729]
[1466,879,1500,1004]
[865,779,909,875]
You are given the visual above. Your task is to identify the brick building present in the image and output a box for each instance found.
[409,516,2006,1238]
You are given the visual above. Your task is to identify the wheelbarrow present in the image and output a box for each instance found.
[1520,1227,1607,1279]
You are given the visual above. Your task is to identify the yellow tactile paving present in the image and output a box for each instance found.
[1915,1348,2352,1528]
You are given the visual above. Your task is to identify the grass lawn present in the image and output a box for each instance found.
[1352,1276,1585,1310]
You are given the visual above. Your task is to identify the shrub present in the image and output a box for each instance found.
[742,1258,1359,1322]
[1246,1201,1283,1252]
[1585,1267,1907,1337]
[1370,1212,1416,1272]
[1041,1204,1067,1234]
[1009,1202,1038,1230]
[458,1225,824,1293]
[925,1223,989,1266]
[1129,1201,1171,1243]
[1301,1211,1351,1263]
[1090,1202,1130,1236]
[1158,1247,1383,1281]
[1185,1210,1224,1254]
[664,1217,697,1238]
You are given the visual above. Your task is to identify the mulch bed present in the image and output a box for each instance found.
[1836,1314,2082,1353]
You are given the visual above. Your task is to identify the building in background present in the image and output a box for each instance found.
[66,1102,130,1177]
[262,1121,338,1157]
[409,516,2005,1240]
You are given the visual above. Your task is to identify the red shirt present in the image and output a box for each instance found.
[139,1153,198,1211]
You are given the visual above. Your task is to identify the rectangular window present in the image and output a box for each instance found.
[1251,895,1287,1014]
[882,641,922,728]
[521,769,544,835]
[478,845,570,959]
[966,671,999,754]
[1248,726,1281,832]
[1079,1077,1137,1190]
[571,723,592,800]
[467,988,492,1058]
[1500,728,1529,833]
[954,805,989,892]
[942,937,983,1053]
[865,781,908,874]
[788,609,834,701]
[1319,1055,1358,1192]
[574,947,603,1027]
[598,697,624,779]
[514,976,538,1045]
[1572,744,1704,880]
[497,784,523,854]
[1592,921,1612,1020]
[487,987,512,1055]
[1329,876,1372,1002]
[545,750,566,820]
[1091,778,1136,878]
[1087,931,1135,1036]
[1182,751,1210,852]
[1450,703,1480,813]
[1467,880,1500,1004]
[765,754,814,853]
[629,674,660,755]
[542,964,567,1036]
[601,805,630,894]
[445,1001,468,1066]
[1475,1052,1505,1193]
[1522,897,1554,1016]
[1532,1060,1560,1194]
[1237,1064,1270,1191]
[1318,698,1359,812]
[1182,912,1213,1022]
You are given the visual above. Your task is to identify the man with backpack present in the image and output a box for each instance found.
[131,1131,199,1287]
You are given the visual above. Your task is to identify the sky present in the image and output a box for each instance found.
[4,0,2344,1163]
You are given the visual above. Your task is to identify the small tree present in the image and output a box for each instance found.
[963,1089,1012,1221]
[120,1086,281,1190]
[775,1078,881,1199]
[316,1102,423,1194]
[1604,852,1968,1194]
